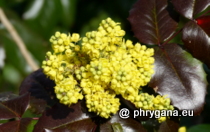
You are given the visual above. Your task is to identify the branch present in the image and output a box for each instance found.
[0,8,39,71]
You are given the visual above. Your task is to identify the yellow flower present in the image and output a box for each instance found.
[178,126,187,132]
[41,17,173,121]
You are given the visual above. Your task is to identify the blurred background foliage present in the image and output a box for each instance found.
[0,0,210,131]
[0,0,137,93]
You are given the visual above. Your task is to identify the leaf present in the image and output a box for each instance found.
[188,124,210,132]
[0,92,18,102]
[0,93,30,120]
[0,120,19,132]
[171,0,210,19]
[182,21,210,68]
[19,69,57,114]
[100,114,147,132]
[158,118,179,132]
[149,43,207,115]
[23,0,60,39]
[33,101,98,132]
[0,118,33,132]
[128,0,178,45]
[59,0,77,28]
[196,15,210,36]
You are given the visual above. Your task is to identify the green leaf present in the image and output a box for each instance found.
[188,124,210,132]
[23,0,60,39]
[111,123,123,132]
[0,9,46,71]
[59,0,77,28]
[149,43,207,115]
[23,0,77,39]
[171,0,210,19]
[128,0,178,45]
[182,21,210,68]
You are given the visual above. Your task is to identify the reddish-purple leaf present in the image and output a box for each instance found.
[149,43,207,115]
[34,101,98,132]
[182,21,210,68]
[128,0,178,45]
[0,120,19,132]
[19,118,33,132]
[0,104,17,120]
[19,69,56,114]
[0,118,32,132]
[196,15,210,36]
[0,92,18,102]
[44,119,97,132]
[171,0,210,19]
[0,93,30,120]
[158,118,179,132]
[100,114,147,132]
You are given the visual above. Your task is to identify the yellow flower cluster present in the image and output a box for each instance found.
[132,93,174,122]
[41,17,173,122]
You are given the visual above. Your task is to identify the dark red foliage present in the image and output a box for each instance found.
[0,118,32,132]
[0,93,30,120]
[149,44,207,115]
[1,0,210,131]
[171,0,210,19]
[19,69,57,114]
[128,0,178,45]
[182,21,210,68]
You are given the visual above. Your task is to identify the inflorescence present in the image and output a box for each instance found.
[42,18,174,122]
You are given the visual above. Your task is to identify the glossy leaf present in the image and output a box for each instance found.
[23,0,77,39]
[23,0,60,39]
[182,21,210,68]
[19,69,56,110]
[0,93,30,120]
[41,103,146,132]
[128,0,178,45]
[0,118,32,132]
[171,0,210,19]
[0,92,18,102]
[149,43,207,115]
[196,15,210,36]
[34,101,98,132]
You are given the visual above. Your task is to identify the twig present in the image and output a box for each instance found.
[0,8,39,71]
